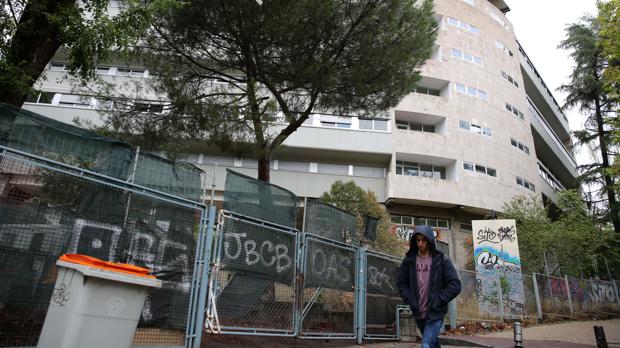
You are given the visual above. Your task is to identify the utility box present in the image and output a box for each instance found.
[37,254,162,348]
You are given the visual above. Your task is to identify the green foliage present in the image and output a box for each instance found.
[502,191,619,278]
[322,180,406,256]
[0,0,169,106]
[559,13,620,232]
[100,0,438,182]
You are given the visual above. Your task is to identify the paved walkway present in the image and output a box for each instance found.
[201,319,620,347]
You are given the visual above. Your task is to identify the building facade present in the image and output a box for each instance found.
[21,0,578,267]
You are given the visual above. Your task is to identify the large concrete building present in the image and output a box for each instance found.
[21,0,578,267]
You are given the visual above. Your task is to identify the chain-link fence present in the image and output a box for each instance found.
[0,145,206,347]
[207,211,298,336]
[299,234,358,338]
[363,251,401,339]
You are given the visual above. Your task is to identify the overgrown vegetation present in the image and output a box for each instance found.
[321,180,406,256]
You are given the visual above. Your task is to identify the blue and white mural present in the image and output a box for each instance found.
[472,219,526,318]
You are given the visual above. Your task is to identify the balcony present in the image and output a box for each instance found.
[518,41,571,139]
[527,98,578,185]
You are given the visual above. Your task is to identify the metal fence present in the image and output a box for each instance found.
[0,145,209,348]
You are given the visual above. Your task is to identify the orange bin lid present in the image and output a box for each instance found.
[59,254,156,278]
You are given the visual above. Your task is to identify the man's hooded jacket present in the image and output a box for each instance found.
[396,225,461,320]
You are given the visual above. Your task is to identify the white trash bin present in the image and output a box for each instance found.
[37,254,162,348]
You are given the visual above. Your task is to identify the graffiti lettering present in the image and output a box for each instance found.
[392,224,439,243]
[368,266,394,291]
[589,282,617,304]
[476,226,516,244]
[224,232,292,274]
[505,298,526,315]
[475,250,520,273]
[311,248,351,284]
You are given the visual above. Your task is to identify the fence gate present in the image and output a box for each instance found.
[0,145,207,348]
[362,250,403,340]
[298,234,359,339]
[205,211,299,336]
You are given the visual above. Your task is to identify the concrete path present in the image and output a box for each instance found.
[201,319,620,347]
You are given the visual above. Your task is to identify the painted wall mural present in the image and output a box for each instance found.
[472,219,526,317]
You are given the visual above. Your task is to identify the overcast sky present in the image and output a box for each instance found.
[505,0,599,164]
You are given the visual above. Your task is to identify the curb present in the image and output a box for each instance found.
[439,336,494,347]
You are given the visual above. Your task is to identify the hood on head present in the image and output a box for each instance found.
[407,225,437,256]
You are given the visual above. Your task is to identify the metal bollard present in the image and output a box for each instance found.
[594,326,608,348]
[513,321,523,348]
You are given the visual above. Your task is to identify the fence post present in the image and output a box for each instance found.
[192,205,217,348]
[565,275,573,317]
[532,273,542,319]
[496,270,504,321]
[613,279,620,311]
[355,247,366,344]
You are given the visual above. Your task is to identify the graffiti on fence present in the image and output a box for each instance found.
[548,277,569,299]
[223,231,292,275]
[588,281,617,304]
[472,219,525,318]
[367,266,395,292]
[305,239,355,291]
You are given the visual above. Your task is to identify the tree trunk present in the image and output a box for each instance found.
[258,156,271,183]
[594,97,620,233]
[0,0,74,106]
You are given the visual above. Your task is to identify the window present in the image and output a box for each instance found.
[58,94,92,108]
[359,118,388,131]
[317,163,348,175]
[134,102,165,113]
[352,166,385,178]
[495,40,514,57]
[458,120,491,136]
[538,163,564,192]
[500,70,519,87]
[455,83,487,101]
[516,176,536,192]
[463,162,497,177]
[413,86,441,96]
[26,91,54,104]
[446,17,479,34]
[49,62,67,71]
[96,66,112,75]
[510,138,530,155]
[505,103,525,119]
[450,48,484,66]
[320,121,351,128]
[489,10,510,31]
[117,67,146,77]
[461,0,474,5]
[390,214,450,229]
[397,121,436,133]
[396,161,446,179]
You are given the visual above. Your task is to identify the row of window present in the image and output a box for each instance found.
[454,83,488,101]
[390,215,451,229]
[510,138,530,155]
[500,70,519,88]
[395,161,447,180]
[489,9,510,31]
[516,176,536,192]
[451,48,483,66]
[413,86,441,96]
[458,120,491,136]
[495,40,514,57]
[25,92,166,113]
[538,164,564,192]
[463,162,497,177]
[50,62,151,78]
[396,121,436,133]
[505,102,525,119]
[195,155,387,179]
[446,17,480,35]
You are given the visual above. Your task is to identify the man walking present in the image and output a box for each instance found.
[397,225,461,348]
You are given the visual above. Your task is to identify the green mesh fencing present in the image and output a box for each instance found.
[304,198,358,245]
[0,149,203,346]
[0,102,203,201]
[223,169,298,228]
